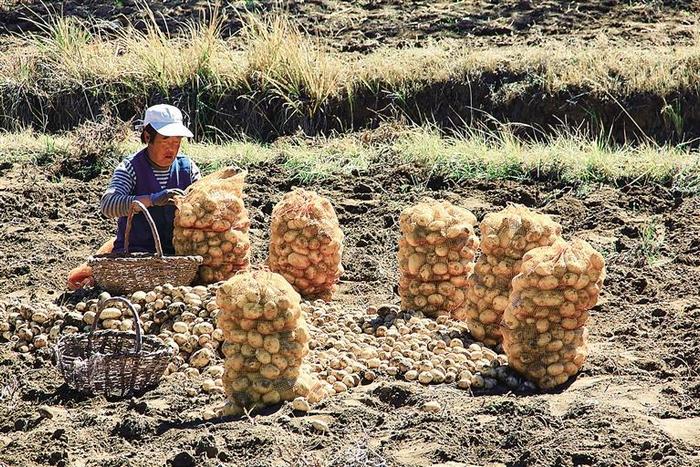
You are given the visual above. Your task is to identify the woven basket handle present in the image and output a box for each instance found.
[87,297,144,357]
[123,200,164,257]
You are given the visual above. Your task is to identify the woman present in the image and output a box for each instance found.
[67,104,201,290]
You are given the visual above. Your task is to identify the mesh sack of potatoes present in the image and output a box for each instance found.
[458,205,562,346]
[174,168,251,283]
[268,189,344,301]
[397,199,479,318]
[173,226,251,283]
[216,271,327,415]
[501,238,605,389]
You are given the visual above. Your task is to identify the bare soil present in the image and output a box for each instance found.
[1,157,699,466]
[0,0,698,50]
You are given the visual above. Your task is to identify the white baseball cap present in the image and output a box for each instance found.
[142,104,194,138]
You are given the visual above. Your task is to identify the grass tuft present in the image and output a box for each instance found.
[640,219,665,265]
[241,14,344,119]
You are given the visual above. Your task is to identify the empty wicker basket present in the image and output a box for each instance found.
[55,297,174,397]
[89,200,202,294]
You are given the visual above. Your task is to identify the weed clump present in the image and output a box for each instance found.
[54,107,130,180]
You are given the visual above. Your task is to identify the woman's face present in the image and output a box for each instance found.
[145,132,183,167]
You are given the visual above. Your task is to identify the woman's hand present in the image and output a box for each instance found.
[149,188,185,206]
[67,263,94,290]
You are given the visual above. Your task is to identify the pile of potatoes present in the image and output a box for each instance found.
[458,205,562,346]
[0,286,229,394]
[0,301,61,354]
[268,189,344,301]
[305,302,533,394]
[0,286,533,405]
[174,169,251,283]
[502,238,605,389]
[398,200,479,318]
[216,271,327,415]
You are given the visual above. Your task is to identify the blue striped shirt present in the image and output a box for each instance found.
[100,154,201,218]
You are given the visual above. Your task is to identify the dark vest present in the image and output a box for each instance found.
[113,149,192,254]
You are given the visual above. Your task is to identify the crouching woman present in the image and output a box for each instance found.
[67,104,201,289]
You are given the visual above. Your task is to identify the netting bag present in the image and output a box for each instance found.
[174,168,251,283]
[173,227,251,283]
[216,271,327,415]
[268,189,344,301]
[458,205,561,346]
[501,238,605,389]
[398,199,479,318]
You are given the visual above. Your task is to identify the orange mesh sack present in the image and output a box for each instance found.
[174,168,251,283]
[216,271,327,415]
[398,200,479,318]
[501,238,605,389]
[458,205,561,346]
[268,189,344,301]
[173,227,251,283]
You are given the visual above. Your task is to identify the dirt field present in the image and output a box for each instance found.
[1,0,698,50]
[1,156,699,466]
[1,1,700,466]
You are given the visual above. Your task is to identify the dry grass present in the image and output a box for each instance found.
[3,10,700,116]
[241,14,344,117]
[0,10,700,96]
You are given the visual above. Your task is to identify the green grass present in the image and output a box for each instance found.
[639,219,665,265]
[392,126,700,187]
[0,130,71,164]
[2,125,699,192]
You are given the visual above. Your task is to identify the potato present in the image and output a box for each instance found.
[398,199,478,318]
[501,239,605,389]
[268,189,344,301]
[173,169,251,284]
[216,271,324,413]
[264,335,280,354]
[271,354,288,370]
[462,205,562,346]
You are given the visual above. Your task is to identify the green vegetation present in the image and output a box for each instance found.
[640,219,665,265]
[2,125,699,192]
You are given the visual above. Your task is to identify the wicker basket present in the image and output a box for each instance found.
[89,200,202,294]
[55,297,174,397]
